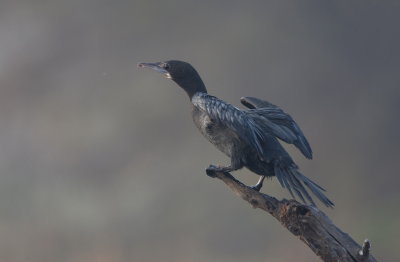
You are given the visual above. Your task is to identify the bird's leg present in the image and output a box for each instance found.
[205,162,243,177]
[206,165,237,177]
[206,156,243,177]
[250,176,266,191]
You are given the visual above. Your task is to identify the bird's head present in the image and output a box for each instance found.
[138,60,207,99]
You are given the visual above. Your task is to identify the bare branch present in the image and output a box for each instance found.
[206,169,378,262]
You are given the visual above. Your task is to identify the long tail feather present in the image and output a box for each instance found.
[274,165,334,208]
[288,169,315,205]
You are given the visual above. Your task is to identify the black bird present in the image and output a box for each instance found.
[138,60,333,207]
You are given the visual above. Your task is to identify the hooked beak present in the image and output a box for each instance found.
[138,62,171,78]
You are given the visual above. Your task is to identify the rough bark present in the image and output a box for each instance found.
[206,169,378,262]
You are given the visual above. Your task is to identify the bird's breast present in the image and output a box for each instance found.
[191,107,239,157]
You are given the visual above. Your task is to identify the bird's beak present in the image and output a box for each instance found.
[138,62,171,78]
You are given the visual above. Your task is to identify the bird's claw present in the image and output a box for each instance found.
[205,165,218,177]
[250,185,262,192]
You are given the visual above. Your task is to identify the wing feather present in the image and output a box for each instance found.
[192,93,266,157]
[241,96,313,159]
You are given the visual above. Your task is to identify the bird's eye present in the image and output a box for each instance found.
[163,63,170,70]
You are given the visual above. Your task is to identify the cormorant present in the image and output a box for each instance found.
[138,60,333,207]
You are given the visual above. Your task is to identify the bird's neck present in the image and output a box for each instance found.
[174,76,208,99]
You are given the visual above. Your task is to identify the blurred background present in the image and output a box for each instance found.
[0,1,399,261]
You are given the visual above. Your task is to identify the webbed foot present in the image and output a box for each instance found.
[206,165,218,177]
[250,184,262,191]
[206,164,235,177]
[250,175,266,192]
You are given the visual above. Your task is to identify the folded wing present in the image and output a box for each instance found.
[192,93,266,157]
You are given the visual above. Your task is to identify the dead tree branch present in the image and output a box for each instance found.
[206,169,377,262]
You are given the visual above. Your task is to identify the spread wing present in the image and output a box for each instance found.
[192,93,266,157]
[240,96,313,159]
